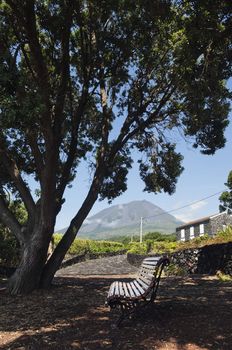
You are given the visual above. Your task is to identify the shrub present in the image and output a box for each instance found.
[68,239,91,255]
[127,242,147,255]
[0,201,27,267]
[53,233,63,246]
[145,239,153,253]
[88,240,124,253]
[216,270,232,282]
[0,228,20,267]
[152,241,178,254]
[54,234,124,255]
[144,232,177,242]
[165,263,188,276]
[216,226,232,241]
[176,234,212,250]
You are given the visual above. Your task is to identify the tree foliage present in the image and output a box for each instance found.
[0,0,231,294]
[219,171,232,213]
[0,198,27,266]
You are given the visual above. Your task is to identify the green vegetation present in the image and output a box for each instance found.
[0,228,19,267]
[152,241,178,254]
[0,201,27,267]
[216,226,232,241]
[3,227,232,270]
[165,263,188,277]
[144,232,177,242]
[128,227,232,255]
[108,231,177,255]
[1,0,231,295]
[216,270,232,282]
[54,234,124,256]
[176,228,232,251]
[127,242,147,255]
[219,171,232,213]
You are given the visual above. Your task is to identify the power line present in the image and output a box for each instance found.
[143,189,226,220]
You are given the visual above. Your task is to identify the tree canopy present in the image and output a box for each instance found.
[0,0,232,294]
[219,170,232,213]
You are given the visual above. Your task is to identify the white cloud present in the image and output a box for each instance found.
[175,200,208,223]
[104,221,119,228]
[189,201,207,211]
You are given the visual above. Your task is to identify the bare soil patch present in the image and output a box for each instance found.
[0,275,232,350]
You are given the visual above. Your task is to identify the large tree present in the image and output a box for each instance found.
[0,0,231,294]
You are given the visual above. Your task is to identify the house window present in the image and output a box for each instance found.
[180,229,185,241]
[199,224,204,236]
[190,226,194,239]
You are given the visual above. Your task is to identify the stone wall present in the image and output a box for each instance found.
[171,242,232,275]
[60,249,127,268]
[127,253,152,267]
[127,242,232,276]
[210,213,232,236]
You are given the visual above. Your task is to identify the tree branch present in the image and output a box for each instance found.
[53,1,72,135]
[0,195,24,242]
[110,82,177,159]
[0,147,35,218]
[56,88,89,206]
[25,131,44,182]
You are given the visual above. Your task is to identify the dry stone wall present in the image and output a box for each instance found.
[127,242,232,276]
[171,242,232,275]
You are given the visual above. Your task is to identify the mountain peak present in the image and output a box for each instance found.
[58,200,183,239]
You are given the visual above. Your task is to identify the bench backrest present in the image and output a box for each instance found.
[136,256,169,299]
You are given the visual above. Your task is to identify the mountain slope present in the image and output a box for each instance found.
[58,200,183,239]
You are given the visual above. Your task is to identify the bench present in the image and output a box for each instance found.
[106,255,170,326]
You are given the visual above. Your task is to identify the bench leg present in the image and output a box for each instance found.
[116,302,139,327]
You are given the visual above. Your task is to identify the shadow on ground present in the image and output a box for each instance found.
[0,275,232,350]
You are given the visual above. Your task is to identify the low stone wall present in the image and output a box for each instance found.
[60,249,127,268]
[0,250,128,276]
[127,253,158,267]
[127,242,232,276]
[171,242,232,275]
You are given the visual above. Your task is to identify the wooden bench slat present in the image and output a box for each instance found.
[119,282,124,297]
[139,268,154,277]
[115,281,119,296]
[140,270,154,279]
[133,280,145,294]
[139,266,155,276]
[143,257,160,261]
[122,282,130,298]
[142,261,159,266]
[126,282,136,298]
[138,273,154,283]
[141,263,157,269]
[136,278,150,290]
[138,275,152,286]
[108,282,116,298]
[130,281,143,297]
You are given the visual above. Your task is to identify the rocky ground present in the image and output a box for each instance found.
[1,255,232,350]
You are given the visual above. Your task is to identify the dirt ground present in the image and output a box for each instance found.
[0,275,232,350]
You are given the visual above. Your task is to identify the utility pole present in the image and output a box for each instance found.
[140,217,143,243]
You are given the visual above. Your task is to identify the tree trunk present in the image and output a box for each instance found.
[40,179,102,288]
[7,229,50,295]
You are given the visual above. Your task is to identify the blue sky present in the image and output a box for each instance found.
[56,96,232,231]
